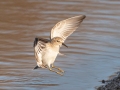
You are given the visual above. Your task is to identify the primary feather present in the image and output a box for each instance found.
[50,15,86,42]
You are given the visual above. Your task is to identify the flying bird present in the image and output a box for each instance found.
[33,15,86,75]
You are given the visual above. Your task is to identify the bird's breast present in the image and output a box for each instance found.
[45,47,59,57]
[42,47,59,65]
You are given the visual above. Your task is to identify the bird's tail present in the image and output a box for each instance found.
[34,65,39,69]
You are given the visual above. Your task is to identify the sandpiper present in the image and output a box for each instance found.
[33,15,86,75]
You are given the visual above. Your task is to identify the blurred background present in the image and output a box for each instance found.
[0,0,120,90]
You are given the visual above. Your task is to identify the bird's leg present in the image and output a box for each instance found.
[48,67,63,76]
[51,64,64,73]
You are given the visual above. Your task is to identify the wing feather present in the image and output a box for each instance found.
[34,37,49,63]
[50,15,86,41]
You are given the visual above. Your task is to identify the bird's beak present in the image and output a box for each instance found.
[62,43,68,48]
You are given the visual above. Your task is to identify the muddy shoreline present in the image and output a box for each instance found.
[97,72,120,90]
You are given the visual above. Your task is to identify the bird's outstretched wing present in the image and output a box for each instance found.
[33,37,49,68]
[50,15,86,42]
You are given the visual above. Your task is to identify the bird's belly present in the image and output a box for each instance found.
[42,49,58,66]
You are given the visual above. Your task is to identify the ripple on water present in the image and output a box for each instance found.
[0,0,120,90]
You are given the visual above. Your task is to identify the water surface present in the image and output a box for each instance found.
[0,0,120,90]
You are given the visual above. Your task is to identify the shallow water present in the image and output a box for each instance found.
[0,0,120,90]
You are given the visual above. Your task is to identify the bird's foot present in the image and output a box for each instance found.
[57,68,64,73]
[51,65,64,73]
[49,68,63,76]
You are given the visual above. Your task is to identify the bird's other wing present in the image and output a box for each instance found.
[50,15,86,42]
[33,37,49,67]
[33,37,49,47]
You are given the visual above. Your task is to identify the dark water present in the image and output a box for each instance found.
[0,0,120,90]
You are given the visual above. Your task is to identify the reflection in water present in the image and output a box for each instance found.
[0,0,120,90]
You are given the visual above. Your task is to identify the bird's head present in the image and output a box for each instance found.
[51,37,68,48]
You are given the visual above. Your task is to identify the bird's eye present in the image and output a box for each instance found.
[57,40,59,42]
